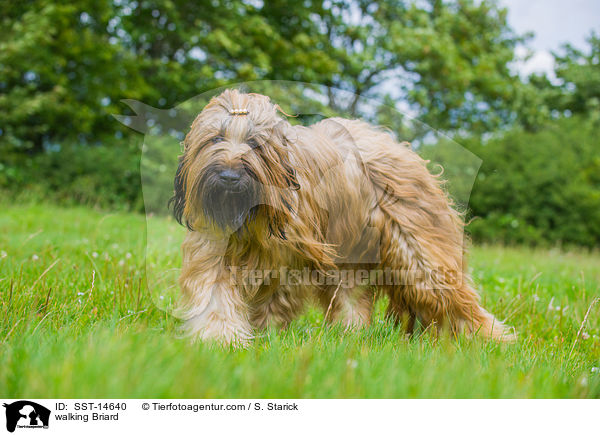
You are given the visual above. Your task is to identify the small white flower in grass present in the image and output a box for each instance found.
[547,297,560,311]
[591,367,599,373]
[346,359,358,369]
[32,254,39,261]
[159,295,164,300]
[78,298,82,304]
[92,252,98,258]
[118,260,125,266]
[77,292,85,296]
[126,252,132,259]
[0,251,7,259]
[127,310,133,314]
[582,332,590,340]
[533,294,540,302]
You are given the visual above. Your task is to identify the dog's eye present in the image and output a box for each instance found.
[210,136,224,144]
[247,138,260,149]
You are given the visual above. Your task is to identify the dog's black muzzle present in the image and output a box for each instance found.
[198,165,259,231]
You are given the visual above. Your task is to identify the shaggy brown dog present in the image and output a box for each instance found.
[171,89,514,344]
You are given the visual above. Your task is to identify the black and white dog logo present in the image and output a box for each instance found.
[3,401,50,432]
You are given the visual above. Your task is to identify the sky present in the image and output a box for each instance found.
[501,0,600,77]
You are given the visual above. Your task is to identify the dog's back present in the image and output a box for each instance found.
[305,116,514,341]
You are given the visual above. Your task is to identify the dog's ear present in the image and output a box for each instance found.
[280,158,300,191]
[169,155,192,230]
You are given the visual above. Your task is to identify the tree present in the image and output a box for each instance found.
[115,0,339,107]
[553,33,600,117]
[0,0,148,153]
[1,0,525,155]
[515,32,600,131]
[304,0,524,133]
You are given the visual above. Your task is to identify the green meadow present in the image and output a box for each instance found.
[1,204,598,398]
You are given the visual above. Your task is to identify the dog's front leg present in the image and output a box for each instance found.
[177,232,253,345]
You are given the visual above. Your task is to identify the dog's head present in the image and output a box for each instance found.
[170,90,299,237]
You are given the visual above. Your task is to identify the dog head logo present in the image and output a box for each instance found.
[3,401,50,432]
[115,81,481,308]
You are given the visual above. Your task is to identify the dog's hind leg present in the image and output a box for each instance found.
[368,195,514,341]
[377,223,515,341]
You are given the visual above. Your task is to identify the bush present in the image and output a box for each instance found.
[464,115,600,247]
[0,138,144,212]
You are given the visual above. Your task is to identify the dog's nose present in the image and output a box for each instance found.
[218,169,241,186]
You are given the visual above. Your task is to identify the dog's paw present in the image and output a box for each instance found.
[183,317,254,348]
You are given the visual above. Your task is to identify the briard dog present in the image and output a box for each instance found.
[171,89,514,344]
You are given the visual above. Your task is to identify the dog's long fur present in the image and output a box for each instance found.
[172,89,515,344]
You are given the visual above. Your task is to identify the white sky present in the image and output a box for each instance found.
[501,0,600,77]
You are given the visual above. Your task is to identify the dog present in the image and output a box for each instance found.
[171,89,514,344]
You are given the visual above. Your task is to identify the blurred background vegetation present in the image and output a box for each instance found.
[1,0,599,247]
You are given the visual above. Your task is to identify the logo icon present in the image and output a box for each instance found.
[3,401,50,433]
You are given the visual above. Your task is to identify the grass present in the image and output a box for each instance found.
[0,203,599,398]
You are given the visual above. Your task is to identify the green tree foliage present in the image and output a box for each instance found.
[0,0,148,153]
[553,33,600,117]
[115,0,340,106]
[464,115,600,247]
[320,0,523,133]
[516,33,600,130]
[0,0,523,155]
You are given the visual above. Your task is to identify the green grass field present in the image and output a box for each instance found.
[1,204,599,398]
